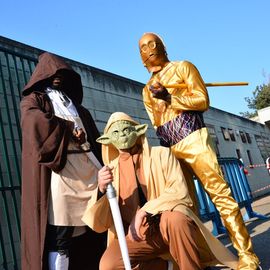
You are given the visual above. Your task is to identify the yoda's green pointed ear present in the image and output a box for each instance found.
[135,124,148,136]
[96,134,112,145]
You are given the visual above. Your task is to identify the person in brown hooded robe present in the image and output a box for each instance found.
[20,52,106,270]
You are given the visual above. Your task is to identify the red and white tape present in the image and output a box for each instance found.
[251,184,270,195]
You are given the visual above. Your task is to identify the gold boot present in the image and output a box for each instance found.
[220,209,260,270]
[237,252,260,270]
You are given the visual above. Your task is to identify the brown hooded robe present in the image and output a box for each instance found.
[20,52,106,270]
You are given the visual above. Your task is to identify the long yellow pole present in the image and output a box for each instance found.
[163,82,249,88]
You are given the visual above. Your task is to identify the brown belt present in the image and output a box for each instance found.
[67,148,91,154]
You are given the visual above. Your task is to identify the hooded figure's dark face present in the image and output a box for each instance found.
[23,52,83,104]
[51,71,64,90]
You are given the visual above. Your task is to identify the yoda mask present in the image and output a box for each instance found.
[97,120,148,150]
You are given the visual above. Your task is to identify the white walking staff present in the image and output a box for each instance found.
[106,183,132,270]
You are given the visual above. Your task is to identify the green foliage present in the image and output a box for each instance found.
[240,82,270,118]
[239,110,257,118]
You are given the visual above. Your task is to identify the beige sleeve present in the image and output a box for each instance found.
[82,189,113,233]
[142,148,193,215]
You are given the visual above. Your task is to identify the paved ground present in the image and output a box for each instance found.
[204,194,270,270]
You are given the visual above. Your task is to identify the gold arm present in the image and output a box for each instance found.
[163,82,249,88]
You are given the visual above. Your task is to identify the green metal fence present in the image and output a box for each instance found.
[0,49,37,270]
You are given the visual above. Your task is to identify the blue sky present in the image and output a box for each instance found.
[1,0,270,116]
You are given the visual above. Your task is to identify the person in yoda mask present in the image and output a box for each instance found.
[82,112,238,270]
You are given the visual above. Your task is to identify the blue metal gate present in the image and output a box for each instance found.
[195,157,268,235]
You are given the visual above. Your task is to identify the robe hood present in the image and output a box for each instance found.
[22,52,83,104]
[101,112,150,165]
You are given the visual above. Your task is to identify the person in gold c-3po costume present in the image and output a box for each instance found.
[138,32,260,270]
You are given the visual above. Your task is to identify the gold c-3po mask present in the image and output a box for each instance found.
[139,32,169,73]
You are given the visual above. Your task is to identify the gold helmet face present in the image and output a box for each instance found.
[139,33,168,72]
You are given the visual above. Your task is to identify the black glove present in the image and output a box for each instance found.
[149,83,170,101]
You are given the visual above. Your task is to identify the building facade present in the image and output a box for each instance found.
[204,107,270,196]
[0,35,270,269]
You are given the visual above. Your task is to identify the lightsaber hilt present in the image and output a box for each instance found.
[106,183,116,199]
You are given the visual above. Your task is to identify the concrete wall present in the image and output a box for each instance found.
[70,60,159,145]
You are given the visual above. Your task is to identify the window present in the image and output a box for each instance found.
[246,150,254,166]
[239,131,247,143]
[221,127,230,140]
[255,135,270,160]
[207,125,219,144]
[228,129,236,141]
[236,149,242,160]
[245,132,252,143]
[206,125,220,157]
